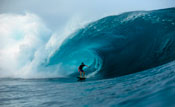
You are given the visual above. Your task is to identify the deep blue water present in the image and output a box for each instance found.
[0,61,175,107]
[1,8,175,107]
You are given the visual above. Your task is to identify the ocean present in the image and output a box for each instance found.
[0,8,175,107]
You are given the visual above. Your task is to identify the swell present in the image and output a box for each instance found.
[46,8,175,79]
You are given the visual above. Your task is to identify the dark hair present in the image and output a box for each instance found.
[81,62,84,65]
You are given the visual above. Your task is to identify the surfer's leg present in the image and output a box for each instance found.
[80,72,82,77]
[83,72,85,78]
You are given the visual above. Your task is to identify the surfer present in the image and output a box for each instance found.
[78,62,88,78]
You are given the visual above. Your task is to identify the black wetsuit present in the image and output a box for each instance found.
[78,64,86,72]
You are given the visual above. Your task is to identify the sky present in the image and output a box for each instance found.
[0,0,175,30]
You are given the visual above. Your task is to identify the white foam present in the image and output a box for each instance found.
[0,13,91,78]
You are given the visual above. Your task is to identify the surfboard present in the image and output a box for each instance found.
[77,77,86,80]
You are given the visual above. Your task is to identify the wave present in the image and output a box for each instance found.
[0,8,175,79]
[46,8,175,79]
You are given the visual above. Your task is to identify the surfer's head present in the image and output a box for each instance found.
[81,62,84,65]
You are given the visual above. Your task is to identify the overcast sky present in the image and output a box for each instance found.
[0,0,175,30]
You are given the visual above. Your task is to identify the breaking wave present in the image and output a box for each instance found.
[1,8,175,79]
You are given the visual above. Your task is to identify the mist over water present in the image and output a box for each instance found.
[0,13,90,78]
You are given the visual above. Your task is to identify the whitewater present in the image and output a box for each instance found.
[0,8,175,106]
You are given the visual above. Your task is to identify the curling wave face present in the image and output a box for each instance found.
[47,8,175,79]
